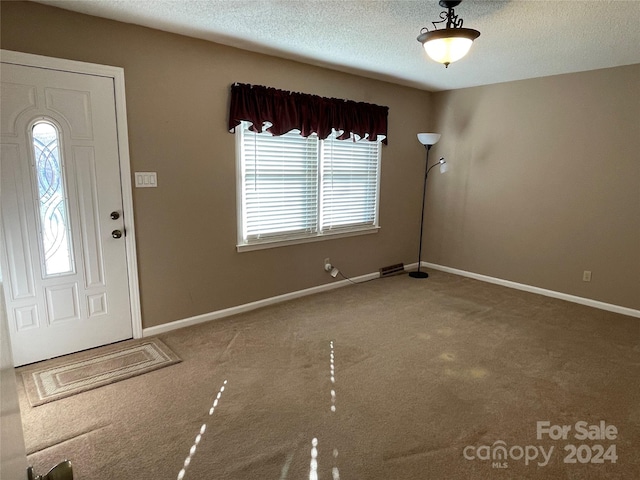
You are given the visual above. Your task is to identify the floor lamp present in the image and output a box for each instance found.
[409,133,448,278]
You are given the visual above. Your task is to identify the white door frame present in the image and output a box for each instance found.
[1,49,143,340]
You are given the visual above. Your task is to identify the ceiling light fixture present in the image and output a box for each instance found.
[417,0,480,68]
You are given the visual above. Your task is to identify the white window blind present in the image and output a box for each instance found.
[320,135,380,232]
[237,122,382,249]
[240,128,318,241]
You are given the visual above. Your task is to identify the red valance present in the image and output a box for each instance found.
[228,83,388,144]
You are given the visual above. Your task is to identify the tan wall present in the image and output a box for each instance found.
[1,2,431,328]
[428,65,640,309]
[3,3,637,325]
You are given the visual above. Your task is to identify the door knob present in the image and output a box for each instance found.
[27,460,73,480]
[110,211,120,220]
[111,230,123,239]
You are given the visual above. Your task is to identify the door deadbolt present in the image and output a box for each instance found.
[111,229,123,239]
[110,211,120,220]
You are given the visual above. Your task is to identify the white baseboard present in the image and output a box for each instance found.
[423,262,640,318]
[143,261,638,337]
[143,270,381,337]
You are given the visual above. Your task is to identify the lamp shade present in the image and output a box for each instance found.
[424,36,473,65]
[417,25,480,67]
[417,133,441,146]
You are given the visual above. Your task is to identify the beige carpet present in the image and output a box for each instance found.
[17,272,640,479]
[19,338,180,406]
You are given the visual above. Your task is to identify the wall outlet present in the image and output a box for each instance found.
[324,258,332,272]
[583,270,592,282]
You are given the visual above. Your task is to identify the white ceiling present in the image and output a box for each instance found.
[35,0,640,92]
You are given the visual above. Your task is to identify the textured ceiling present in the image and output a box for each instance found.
[34,0,640,91]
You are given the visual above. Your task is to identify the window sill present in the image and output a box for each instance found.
[237,226,380,252]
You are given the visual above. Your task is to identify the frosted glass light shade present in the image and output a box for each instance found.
[417,133,441,145]
[418,28,480,67]
[440,161,449,174]
[425,37,473,65]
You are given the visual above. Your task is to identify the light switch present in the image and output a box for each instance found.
[135,172,158,188]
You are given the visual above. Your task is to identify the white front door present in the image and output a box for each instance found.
[1,61,134,366]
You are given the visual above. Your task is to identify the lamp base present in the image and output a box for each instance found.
[409,271,429,279]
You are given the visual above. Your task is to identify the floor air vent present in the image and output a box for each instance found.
[379,263,405,277]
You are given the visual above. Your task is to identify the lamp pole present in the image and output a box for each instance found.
[410,133,446,279]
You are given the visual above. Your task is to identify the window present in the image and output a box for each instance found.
[31,121,75,276]
[237,122,382,250]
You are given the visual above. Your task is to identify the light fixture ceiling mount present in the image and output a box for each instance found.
[417,0,480,68]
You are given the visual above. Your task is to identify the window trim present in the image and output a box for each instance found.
[235,123,382,252]
[236,224,380,252]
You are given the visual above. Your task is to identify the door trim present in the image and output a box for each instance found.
[1,49,143,340]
